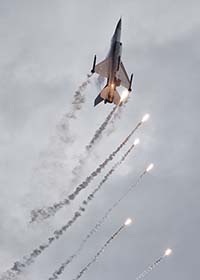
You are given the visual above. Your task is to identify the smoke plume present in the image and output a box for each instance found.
[86,105,118,151]
[30,118,144,223]
[136,249,172,280]
[47,142,138,280]
[73,224,125,280]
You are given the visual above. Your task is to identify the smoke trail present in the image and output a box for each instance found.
[30,74,93,203]
[57,73,93,143]
[30,140,136,224]
[31,73,93,193]
[5,161,152,280]
[48,255,76,280]
[73,220,131,280]
[106,103,126,136]
[70,105,119,186]
[0,212,83,280]
[2,160,147,279]
[30,115,145,223]
[47,162,150,280]
[69,94,129,185]
[136,249,172,280]
[81,165,153,244]
[47,142,139,280]
[70,73,93,117]
[47,162,152,280]
[86,105,118,151]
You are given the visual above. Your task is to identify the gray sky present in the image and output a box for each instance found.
[0,0,200,279]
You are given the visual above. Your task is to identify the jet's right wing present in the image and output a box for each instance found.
[95,58,110,78]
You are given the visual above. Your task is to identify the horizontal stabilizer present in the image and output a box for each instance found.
[100,85,110,99]
[94,94,104,106]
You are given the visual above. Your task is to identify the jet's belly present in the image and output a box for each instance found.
[111,41,122,77]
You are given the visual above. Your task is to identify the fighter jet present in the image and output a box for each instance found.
[91,18,133,106]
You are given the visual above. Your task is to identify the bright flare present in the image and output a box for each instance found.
[124,218,132,226]
[120,90,129,103]
[146,163,154,172]
[164,248,172,256]
[141,114,150,123]
[134,138,140,145]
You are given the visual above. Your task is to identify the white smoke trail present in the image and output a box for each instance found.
[47,141,139,280]
[82,163,154,243]
[30,140,137,224]
[29,73,93,206]
[86,105,118,151]
[70,93,129,185]
[72,219,132,280]
[1,161,152,280]
[70,105,119,187]
[30,114,148,223]
[47,162,152,280]
[57,73,93,142]
[106,104,125,136]
[136,249,172,280]
[0,212,82,280]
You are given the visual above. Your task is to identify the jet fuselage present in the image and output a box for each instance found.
[106,19,122,102]
[92,19,133,106]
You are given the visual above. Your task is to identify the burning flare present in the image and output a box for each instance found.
[141,114,150,123]
[146,163,154,172]
[72,219,132,280]
[120,90,129,103]
[136,248,173,280]
[164,248,172,256]
[124,218,132,226]
[134,138,140,146]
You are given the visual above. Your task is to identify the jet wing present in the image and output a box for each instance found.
[118,61,130,89]
[95,58,110,78]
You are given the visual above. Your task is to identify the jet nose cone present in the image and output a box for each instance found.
[112,18,122,41]
[116,18,122,29]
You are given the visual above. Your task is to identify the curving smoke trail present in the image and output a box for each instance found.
[0,144,142,280]
[70,105,119,187]
[72,221,129,280]
[70,97,130,185]
[57,73,93,142]
[70,73,93,117]
[86,105,118,151]
[30,115,146,223]
[71,74,93,112]
[47,141,139,280]
[0,161,152,280]
[79,165,153,253]
[29,73,93,204]
[136,249,172,280]
[0,212,83,280]
[106,103,126,136]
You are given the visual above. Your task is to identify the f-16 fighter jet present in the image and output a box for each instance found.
[91,18,133,106]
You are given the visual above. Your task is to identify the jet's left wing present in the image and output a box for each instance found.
[118,61,130,89]
[95,58,110,78]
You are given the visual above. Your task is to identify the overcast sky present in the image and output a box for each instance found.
[0,1,200,280]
